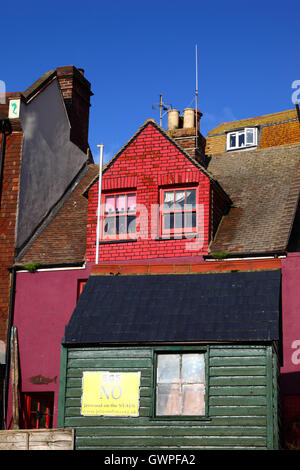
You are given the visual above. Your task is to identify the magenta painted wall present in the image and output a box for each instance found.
[281,254,300,395]
[7,263,92,429]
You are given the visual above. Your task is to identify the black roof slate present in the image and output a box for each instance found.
[63,270,281,345]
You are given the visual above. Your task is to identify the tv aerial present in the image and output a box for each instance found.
[152,94,172,127]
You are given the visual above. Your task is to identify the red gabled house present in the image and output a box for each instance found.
[85,114,230,264]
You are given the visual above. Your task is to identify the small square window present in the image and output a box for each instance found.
[226,127,257,151]
[156,353,206,416]
[102,192,136,239]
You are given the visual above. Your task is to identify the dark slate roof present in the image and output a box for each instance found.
[63,270,281,345]
[208,143,300,254]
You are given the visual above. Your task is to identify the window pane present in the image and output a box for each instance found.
[175,190,185,209]
[116,195,126,213]
[238,132,245,147]
[185,212,196,228]
[116,215,126,234]
[163,213,174,231]
[127,215,136,234]
[182,384,205,415]
[182,354,205,383]
[157,384,181,415]
[157,354,180,383]
[229,134,236,148]
[186,190,196,208]
[175,212,184,229]
[127,194,136,212]
[104,217,115,235]
[105,196,115,214]
[163,191,174,210]
[246,128,254,145]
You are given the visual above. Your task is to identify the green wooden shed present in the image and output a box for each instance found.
[58,270,282,450]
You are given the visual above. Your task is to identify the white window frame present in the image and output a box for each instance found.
[155,352,207,417]
[226,127,258,151]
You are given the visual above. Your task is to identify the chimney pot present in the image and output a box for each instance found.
[168,109,180,130]
[183,108,196,128]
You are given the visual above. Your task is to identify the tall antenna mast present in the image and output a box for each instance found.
[152,94,172,127]
[195,44,198,149]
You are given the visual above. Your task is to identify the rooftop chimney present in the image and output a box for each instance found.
[56,66,93,155]
[167,107,206,166]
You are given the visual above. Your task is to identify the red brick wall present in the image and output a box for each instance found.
[0,132,22,344]
[86,122,216,262]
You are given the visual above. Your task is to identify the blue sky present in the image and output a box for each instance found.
[1,0,299,163]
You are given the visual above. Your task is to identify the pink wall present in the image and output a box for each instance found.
[281,254,300,394]
[7,263,92,429]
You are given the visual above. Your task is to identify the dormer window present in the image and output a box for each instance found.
[226,127,257,151]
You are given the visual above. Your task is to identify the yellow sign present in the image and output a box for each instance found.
[81,371,141,416]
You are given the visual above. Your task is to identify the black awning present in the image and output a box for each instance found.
[63,270,281,345]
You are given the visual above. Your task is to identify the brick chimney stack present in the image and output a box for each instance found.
[167,108,206,167]
[56,66,93,155]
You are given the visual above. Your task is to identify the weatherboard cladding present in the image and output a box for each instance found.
[63,270,281,344]
[62,344,279,450]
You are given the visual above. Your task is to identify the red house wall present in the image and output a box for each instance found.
[86,122,214,263]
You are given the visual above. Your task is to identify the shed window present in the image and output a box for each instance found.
[156,353,206,416]
[102,192,136,239]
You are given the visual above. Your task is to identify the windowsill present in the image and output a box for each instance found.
[155,234,198,241]
[97,238,137,245]
[226,145,257,152]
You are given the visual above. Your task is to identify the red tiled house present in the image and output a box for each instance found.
[85,112,231,264]
[58,106,300,450]
[0,65,93,429]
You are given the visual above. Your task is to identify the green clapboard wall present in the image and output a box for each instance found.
[58,344,280,450]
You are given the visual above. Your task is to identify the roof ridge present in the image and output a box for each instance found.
[207,108,298,135]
